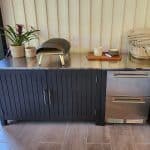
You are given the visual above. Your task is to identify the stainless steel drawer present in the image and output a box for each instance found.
[107,71,150,96]
[105,96,150,123]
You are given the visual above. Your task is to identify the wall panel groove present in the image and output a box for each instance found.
[1,0,150,53]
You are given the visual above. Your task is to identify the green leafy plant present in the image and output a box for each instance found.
[0,24,40,46]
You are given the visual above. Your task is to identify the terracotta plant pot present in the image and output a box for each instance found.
[25,46,36,58]
[10,45,25,58]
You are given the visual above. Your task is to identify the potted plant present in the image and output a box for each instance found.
[0,24,39,58]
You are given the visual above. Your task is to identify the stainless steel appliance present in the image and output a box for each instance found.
[105,71,150,124]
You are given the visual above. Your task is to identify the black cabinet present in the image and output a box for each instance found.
[0,69,104,125]
[0,70,49,122]
[47,69,102,121]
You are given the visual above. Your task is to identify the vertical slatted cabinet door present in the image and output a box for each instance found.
[77,70,101,121]
[47,70,68,120]
[27,70,50,120]
[0,70,19,120]
[0,70,49,121]
[47,69,100,121]
[18,70,49,120]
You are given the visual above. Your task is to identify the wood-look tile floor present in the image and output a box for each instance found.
[0,122,150,150]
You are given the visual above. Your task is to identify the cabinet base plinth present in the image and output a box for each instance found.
[1,120,7,126]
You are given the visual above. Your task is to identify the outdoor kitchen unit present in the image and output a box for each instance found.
[105,71,150,124]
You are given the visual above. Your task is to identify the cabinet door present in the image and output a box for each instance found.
[0,70,49,120]
[47,69,101,121]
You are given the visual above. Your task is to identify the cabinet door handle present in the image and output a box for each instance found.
[43,89,47,105]
[96,76,98,83]
[48,90,52,105]
[112,97,146,104]
[113,73,149,78]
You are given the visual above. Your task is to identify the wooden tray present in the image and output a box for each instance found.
[86,52,122,61]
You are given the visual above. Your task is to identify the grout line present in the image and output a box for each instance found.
[109,125,114,150]
[110,0,115,49]
[86,142,111,144]
[144,0,149,28]
[133,0,138,29]
[86,123,89,144]
[61,123,69,150]
[134,142,150,144]
[56,0,60,37]
[38,141,62,144]
[99,0,103,46]
[45,0,50,38]
[100,0,104,46]
[85,123,89,150]
[89,0,92,51]
[67,0,71,41]
[78,0,81,52]
[129,126,137,150]
[33,0,40,45]
[11,0,16,25]
[22,0,28,29]
[120,0,126,52]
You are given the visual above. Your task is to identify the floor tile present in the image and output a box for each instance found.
[131,125,150,143]
[31,142,61,150]
[32,122,67,143]
[87,124,110,143]
[87,144,111,150]
[62,123,87,150]
[135,144,150,150]
[0,122,149,150]
[110,125,134,150]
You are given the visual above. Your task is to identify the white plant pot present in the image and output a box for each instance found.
[25,46,36,58]
[10,45,25,58]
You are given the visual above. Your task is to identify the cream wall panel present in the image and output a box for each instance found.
[91,0,102,49]
[80,0,90,52]
[145,0,150,27]
[101,0,114,50]
[69,0,80,52]
[24,0,39,47]
[111,0,125,49]
[58,0,69,40]
[121,0,137,53]
[1,0,15,26]
[1,0,150,53]
[12,0,26,25]
[46,0,59,38]
[35,0,49,43]
[134,0,148,28]
[0,0,15,46]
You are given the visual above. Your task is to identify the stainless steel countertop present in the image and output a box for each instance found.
[0,53,149,70]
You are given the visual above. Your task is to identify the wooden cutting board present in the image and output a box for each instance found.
[86,52,122,61]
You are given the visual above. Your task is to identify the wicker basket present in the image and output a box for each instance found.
[128,28,150,59]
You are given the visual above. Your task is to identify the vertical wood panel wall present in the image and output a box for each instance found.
[1,0,150,53]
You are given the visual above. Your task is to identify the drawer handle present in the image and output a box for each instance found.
[48,90,52,105]
[112,97,145,104]
[43,89,47,105]
[113,73,149,78]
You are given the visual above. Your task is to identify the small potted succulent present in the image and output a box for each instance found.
[0,24,39,58]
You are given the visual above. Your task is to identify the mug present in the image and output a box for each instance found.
[93,47,103,56]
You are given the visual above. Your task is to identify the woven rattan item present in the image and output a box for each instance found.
[128,28,150,59]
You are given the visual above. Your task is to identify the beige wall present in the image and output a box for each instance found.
[0,0,150,53]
